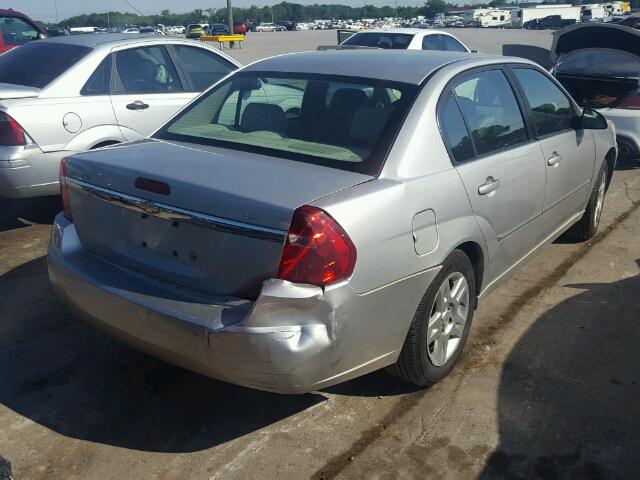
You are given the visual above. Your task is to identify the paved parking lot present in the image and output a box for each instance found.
[1,30,640,479]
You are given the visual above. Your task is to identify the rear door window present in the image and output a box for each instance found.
[442,36,467,52]
[114,46,182,94]
[513,68,574,137]
[453,69,527,156]
[422,34,444,50]
[170,45,236,91]
[0,42,90,88]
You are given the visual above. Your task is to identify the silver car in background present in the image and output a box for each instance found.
[0,34,239,201]
[49,50,616,394]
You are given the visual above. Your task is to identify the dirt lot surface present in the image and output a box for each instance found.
[1,30,639,480]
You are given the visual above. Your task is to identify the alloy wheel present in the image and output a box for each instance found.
[426,272,470,367]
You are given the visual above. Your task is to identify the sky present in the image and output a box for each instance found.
[17,0,432,22]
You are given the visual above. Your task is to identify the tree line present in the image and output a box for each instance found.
[52,1,483,27]
[51,0,633,28]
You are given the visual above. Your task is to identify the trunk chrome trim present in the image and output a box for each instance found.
[67,178,287,243]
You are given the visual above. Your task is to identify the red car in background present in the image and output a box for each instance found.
[233,21,248,35]
[0,9,47,54]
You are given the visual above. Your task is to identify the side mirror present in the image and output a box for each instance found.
[576,108,608,130]
[471,49,479,53]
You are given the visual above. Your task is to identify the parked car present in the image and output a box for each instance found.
[233,22,248,35]
[138,26,163,35]
[208,23,229,35]
[122,28,140,34]
[551,23,640,161]
[0,34,239,203]
[617,14,640,29]
[340,28,470,51]
[0,9,47,54]
[295,22,310,30]
[276,21,295,31]
[255,23,278,32]
[46,27,70,37]
[49,50,616,394]
[523,15,577,30]
[186,23,208,39]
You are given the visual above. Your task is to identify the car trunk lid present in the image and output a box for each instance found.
[0,83,40,100]
[551,24,640,63]
[64,139,371,298]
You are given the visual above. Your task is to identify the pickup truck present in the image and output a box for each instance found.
[524,15,577,30]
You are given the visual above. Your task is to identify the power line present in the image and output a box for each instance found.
[121,0,145,16]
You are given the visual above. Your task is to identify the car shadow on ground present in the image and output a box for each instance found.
[480,261,640,478]
[0,196,61,233]
[0,256,325,453]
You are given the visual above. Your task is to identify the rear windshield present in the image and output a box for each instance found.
[155,72,418,175]
[342,32,414,49]
[555,48,640,78]
[0,42,90,88]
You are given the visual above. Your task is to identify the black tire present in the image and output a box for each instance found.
[565,162,608,242]
[388,250,476,386]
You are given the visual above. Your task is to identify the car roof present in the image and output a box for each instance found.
[243,50,502,85]
[35,33,204,49]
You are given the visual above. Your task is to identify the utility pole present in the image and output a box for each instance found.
[227,0,233,34]
[54,1,59,24]
[395,0,398,19]
[364,0,367,18]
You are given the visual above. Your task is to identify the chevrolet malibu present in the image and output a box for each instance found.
[48,50,617,394]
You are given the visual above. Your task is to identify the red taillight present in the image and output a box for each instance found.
[615,95,640,110]
[277,205,356,288]
[59,158,73,221]
[0,112,26,146]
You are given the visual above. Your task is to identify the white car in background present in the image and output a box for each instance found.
[340,28,471,52]
[0,34,239,205]
[255,23,278,32]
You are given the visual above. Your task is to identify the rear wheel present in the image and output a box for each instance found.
[388,250,476,386]
[565,162,608,242]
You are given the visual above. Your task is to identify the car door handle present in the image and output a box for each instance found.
[126,101,149,111]
[547,152,562,167]
[478,177,500,196]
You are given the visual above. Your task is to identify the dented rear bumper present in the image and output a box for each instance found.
[48,214,437,394]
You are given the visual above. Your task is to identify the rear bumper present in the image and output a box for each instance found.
[48,214,437,393]
[0,147,64,198]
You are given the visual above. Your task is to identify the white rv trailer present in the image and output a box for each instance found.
[511,5,581,28]
[464,8,512,27]
[581,4,608,21]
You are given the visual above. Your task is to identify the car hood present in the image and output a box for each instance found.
[551,24,640,63]
[0,83,40,100]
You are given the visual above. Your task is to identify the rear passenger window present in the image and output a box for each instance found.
[439,93,474,163]
[453,70,527,156]
[114,46,182,94]
[171,45,235,91]
[513,68,574,137]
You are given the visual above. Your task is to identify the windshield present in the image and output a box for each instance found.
[556,48,640,78]
[155,72,418,174]
[342,32,414,49]
[0,42,90,88]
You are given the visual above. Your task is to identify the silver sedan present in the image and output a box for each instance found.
[0,34,239,201]
[48,50,617,394]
